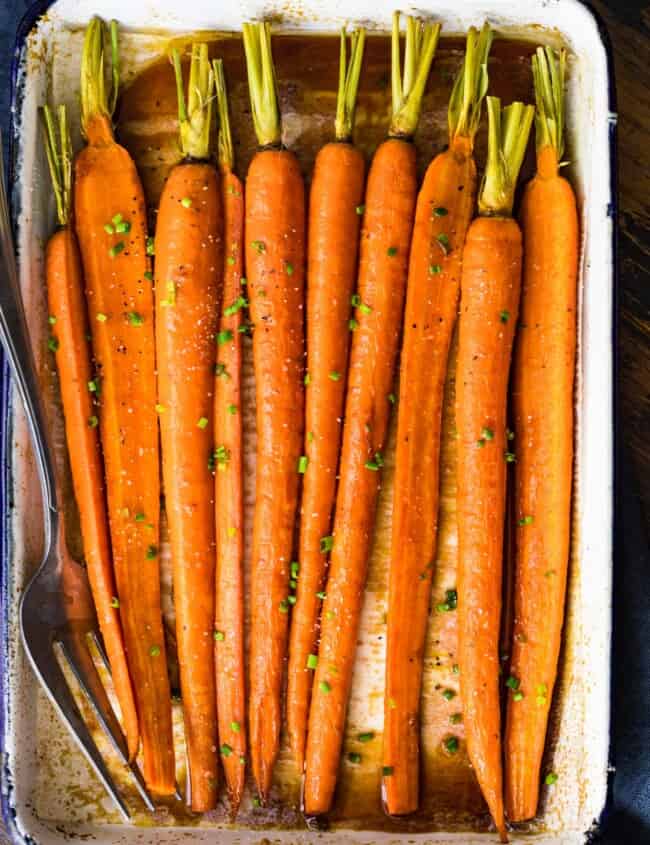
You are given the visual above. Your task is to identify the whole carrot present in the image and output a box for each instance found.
[505,47,578,822]
[42,103,139,762]
[456,96,534,842]
[286,27,366,773]
[242,22,306,802]
[383,23,493,817]
[304,13,440,816]
[74,18,174,794]
[154,43,221,811]
[212,58,247,815]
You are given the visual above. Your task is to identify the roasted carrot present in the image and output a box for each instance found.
[243,22,306,802]
[286,27,366,773]
[74,18,174,794]
[303,13,440,816]
[456,96,534,842]
[505,47,578,823]
[42,103,139,762]
[212,58,246,815]
[154,44,221,811]
[383,23,493,817]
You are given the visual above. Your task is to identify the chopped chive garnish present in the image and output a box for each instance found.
[149,644,161,657]
[519,515,534,526]
[231,721,241,732]
[506,675,520,690]
[115,220,131,234]
[209,445,230,471]
[316,591,326,600]
[513,691,524,701]
[110,596,120,608]
[287,595,297,605]
[197,417,208,429]
[507,428,515,440]
[307,654,318,669]
[348,752,361,763]
[328,371,341,381]
[145,545,158,560]
[135,512,146,522]
[220,744,233,757]
[433,206,448,217]
[227,404,238,415]
[481,427,494,441]
[251,240,265,254]
[320,535,334,553]
[111,213,123,226]
[505,451,516,463]
[442,688,456,701]
[298,455,309,474]
[388,393,396,404]
[47,337,59,352]
[224,296,248,316]
[88,415,99,428]
[48,315,57,325]
[359,302,372,315]
[500,310,510,323]
[443,736,459,754]
[146,237,155,256]
[388,698,396,709]
[358,732,375,743]
[383,766,394,776]
[319,681,331,693]
[351,294,361,307]
[437,233,451,255]
[279,599,290,613]
[545,772,559,785]
[452,664,460,674]
[180,197,192,208]
[217,330,234,346]
[349,318,359,331]
[215,362,228,377]
[104,223,114,235]
[214,630,225,641]
[450,712,463,724]
[429,264,442,275]
[227,255,235,266]
[109,241,125,258]
[88,380,98,393]
[127,311,143,326]
[144,271,153,281]
[252,796,261,808]
[291,561,300,578]
[304,372,311,385]
[387,246,398,256]
[96,312,108,322]
[155,404,166,414]
[285,261,294,275]
[355,204,365,215]
[364,452,384,471]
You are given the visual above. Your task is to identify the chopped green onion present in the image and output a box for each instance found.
[545,772,558,785]
[227,404,238,415]
[443,736,459,754]
[109,241,125,258]
[88,415,99,428]
[224,296,248,316]
[180,197,192,208]
[197,417,208,429]
[104,223,115,235]
[214,630,225,641]
[145,545,158,560]
[110,596,120,608]
[388,393,396,405]
[355,204,365,215]
[349,318,359,331]
[429,264,442,275]
[320,534,334,553]
[127,312,143,326]
[279,599,290,613]
[505,451,516,463]
[251,240,266,254]
[387,246,398,256]
[149,644,161,657]
[47,337,59,352]
[506,675,520,690]
[316,591,326,600]
[215,362,228,378]
[481,427,494,441]
[298,455,309,474]
[433,206,448,217]
[146,236,155,256]
[359,302,372,315]
[442,688,456,701]
[518,515,534,526]
[227,255,235,266]
[358,732,375,743]
[304,372,311,385]
[88,380,98,393]
[291,561,300,578]
[111,213,123,226]
[328,371,341,381]
[231,721,241,733]
[348,752,361,763]
[383,766,394,776]
[220,744,233,757]
[48,315,57,325]
[364,452,384,471]
[500,309,510,323]
[135,512,146,523]
[450,712,463,724]
[307,654,318,670]
[144,271,153,281]
[319,681,331,694]
[285,261,294,275]
[115,220,131,234]
[96,312,108,323]
[217,330,234,346]
[513,691,524,702]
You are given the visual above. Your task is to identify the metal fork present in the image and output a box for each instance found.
[0,135,155,821]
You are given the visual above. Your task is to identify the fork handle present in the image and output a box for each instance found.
[0,137,58,521]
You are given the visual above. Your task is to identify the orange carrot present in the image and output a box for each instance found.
[212,58,247,815]
[286,27,366,773]
[383,23,492,817]
[242,22,306,802]
[456,96,534,842]
[505,47,578,822]
[42,103,139,762]
[74,18,174,794]
[154,44,221,811]
[303,13,440,816]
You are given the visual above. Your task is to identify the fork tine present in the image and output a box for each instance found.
[57,636,156,813]
[24,645,131,822]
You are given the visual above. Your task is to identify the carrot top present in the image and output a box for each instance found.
[335,27,366,142]
[479,96,535,217]
[213,58,234,171]
[80,17,119,137]
[390,12,441,139]
[243,22,281,148]
[171,43,215,161]
[532,46,567,159]
[448,22,493,144]
[41,104,72,227]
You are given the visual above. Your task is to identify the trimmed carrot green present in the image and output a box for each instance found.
[243,22,306,802]
[213,57,246,816]
[155,43,221,811]
[456,95,534,842]
[286,26,366,773]
[74,17,175,795]
[42,103,139,762]
[304,13,440,815]
[383,23,492,817]
[505,47,578,823]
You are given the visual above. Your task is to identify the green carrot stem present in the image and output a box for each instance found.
[532,45,567,159]
[172,43,215,161]
[390,12,441,139]
[335,27,366,142]
[80,17,119,135]
[479,96,535,217]
[41,104,73,228]
[213,59,234,171]
[448,22,493,143]
[242,21,281,148]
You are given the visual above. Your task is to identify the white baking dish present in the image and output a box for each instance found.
[1,0,615,842]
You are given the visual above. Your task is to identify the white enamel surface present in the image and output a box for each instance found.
[5,1,614,843]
